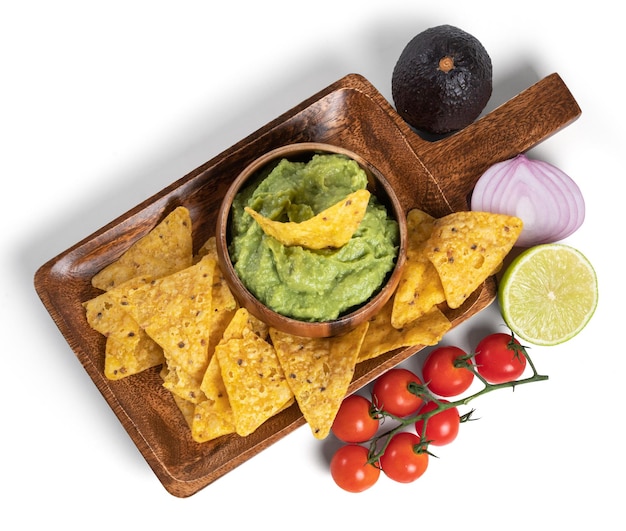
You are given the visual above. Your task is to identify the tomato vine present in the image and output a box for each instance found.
[365,333,549,464]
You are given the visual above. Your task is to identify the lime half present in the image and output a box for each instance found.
[498,243,598,346]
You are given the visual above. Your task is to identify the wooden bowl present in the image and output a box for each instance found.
[215,142,408,338]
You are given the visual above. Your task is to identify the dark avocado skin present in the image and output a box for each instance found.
[392,25,493,135]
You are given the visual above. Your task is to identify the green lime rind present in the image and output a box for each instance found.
[498,243,598,346]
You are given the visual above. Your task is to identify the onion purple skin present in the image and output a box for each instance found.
[470,153,585,247]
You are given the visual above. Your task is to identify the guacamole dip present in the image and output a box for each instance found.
[229,153,399,322]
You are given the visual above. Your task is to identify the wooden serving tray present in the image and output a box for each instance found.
[34,73,580,497]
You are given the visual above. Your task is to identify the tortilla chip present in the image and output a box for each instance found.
[194,307,270,437]
[391,209,446,328]
[192,355,236,442]
[215,325,293,437]
[270,322,368,439]
[103,328,164,380]
[359,299,451,362]
[198,307,267,410]
[172,394,196,429]
[83,275,165,379]
[193,308,281,441]
[91,206,193,291]
[405,209,437,259]
[220,307,269,343]
[192,398,236,443]
[243,312,270,340]
[193,235,216,264]
[161,364,207,404]
[244,189,371,249]
[159,243,238,403]
[425,211,523,309]
[195,236,239,356]
[119,256,217,403]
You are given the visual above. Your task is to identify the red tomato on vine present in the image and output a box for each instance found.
[474,333,527,384]
[330,444,380,493]
[332,394,379,443]
[372,368,424,417]
[379,431,429,483]
[414,400,460,446]
[422,345,474,397]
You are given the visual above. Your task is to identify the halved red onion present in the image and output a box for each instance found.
[470,153,585,247]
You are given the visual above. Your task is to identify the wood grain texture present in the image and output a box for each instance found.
[34,73,581,497]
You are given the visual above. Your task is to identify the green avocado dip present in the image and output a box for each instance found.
[229,153,399,322]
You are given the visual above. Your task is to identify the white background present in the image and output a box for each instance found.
[2,1,622,529]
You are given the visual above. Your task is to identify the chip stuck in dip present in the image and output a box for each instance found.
[229,153,400,322]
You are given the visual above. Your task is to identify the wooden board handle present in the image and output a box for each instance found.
[412,73,582,213]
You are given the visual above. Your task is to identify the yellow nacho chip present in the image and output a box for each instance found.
[193,307,281,442]
[195,236,239,357]
[193,235,216,264]
[215,324,294,437]
[162,367,219,443]
[192,355,236,442]
[192,398,236,443]
[83,276,165,379]
[119,256,217,403]
[220,307,269,343]
[160,365,195,424]
[391,209,446,329]
[405,209,437,259]
[91,206,193,291]
[359,299,451,362]
[244,189,371,249]
[270,322,368,440]
[426,211,523,309]
[170,391,196,429]
[189,307,270,440]
[103,327,164,380]
[161,364,207,404]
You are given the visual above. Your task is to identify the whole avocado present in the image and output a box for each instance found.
[392,25,493,135]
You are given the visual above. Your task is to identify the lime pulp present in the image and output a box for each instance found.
[498,243,598,346]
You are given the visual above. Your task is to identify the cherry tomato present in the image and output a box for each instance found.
[422,345,474,397]
[330,444,380,493]
[379,431,429,483]
[474,333,527,384]
[331,394,379,443]
[372,368,424,417]
[414,400,460,446]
